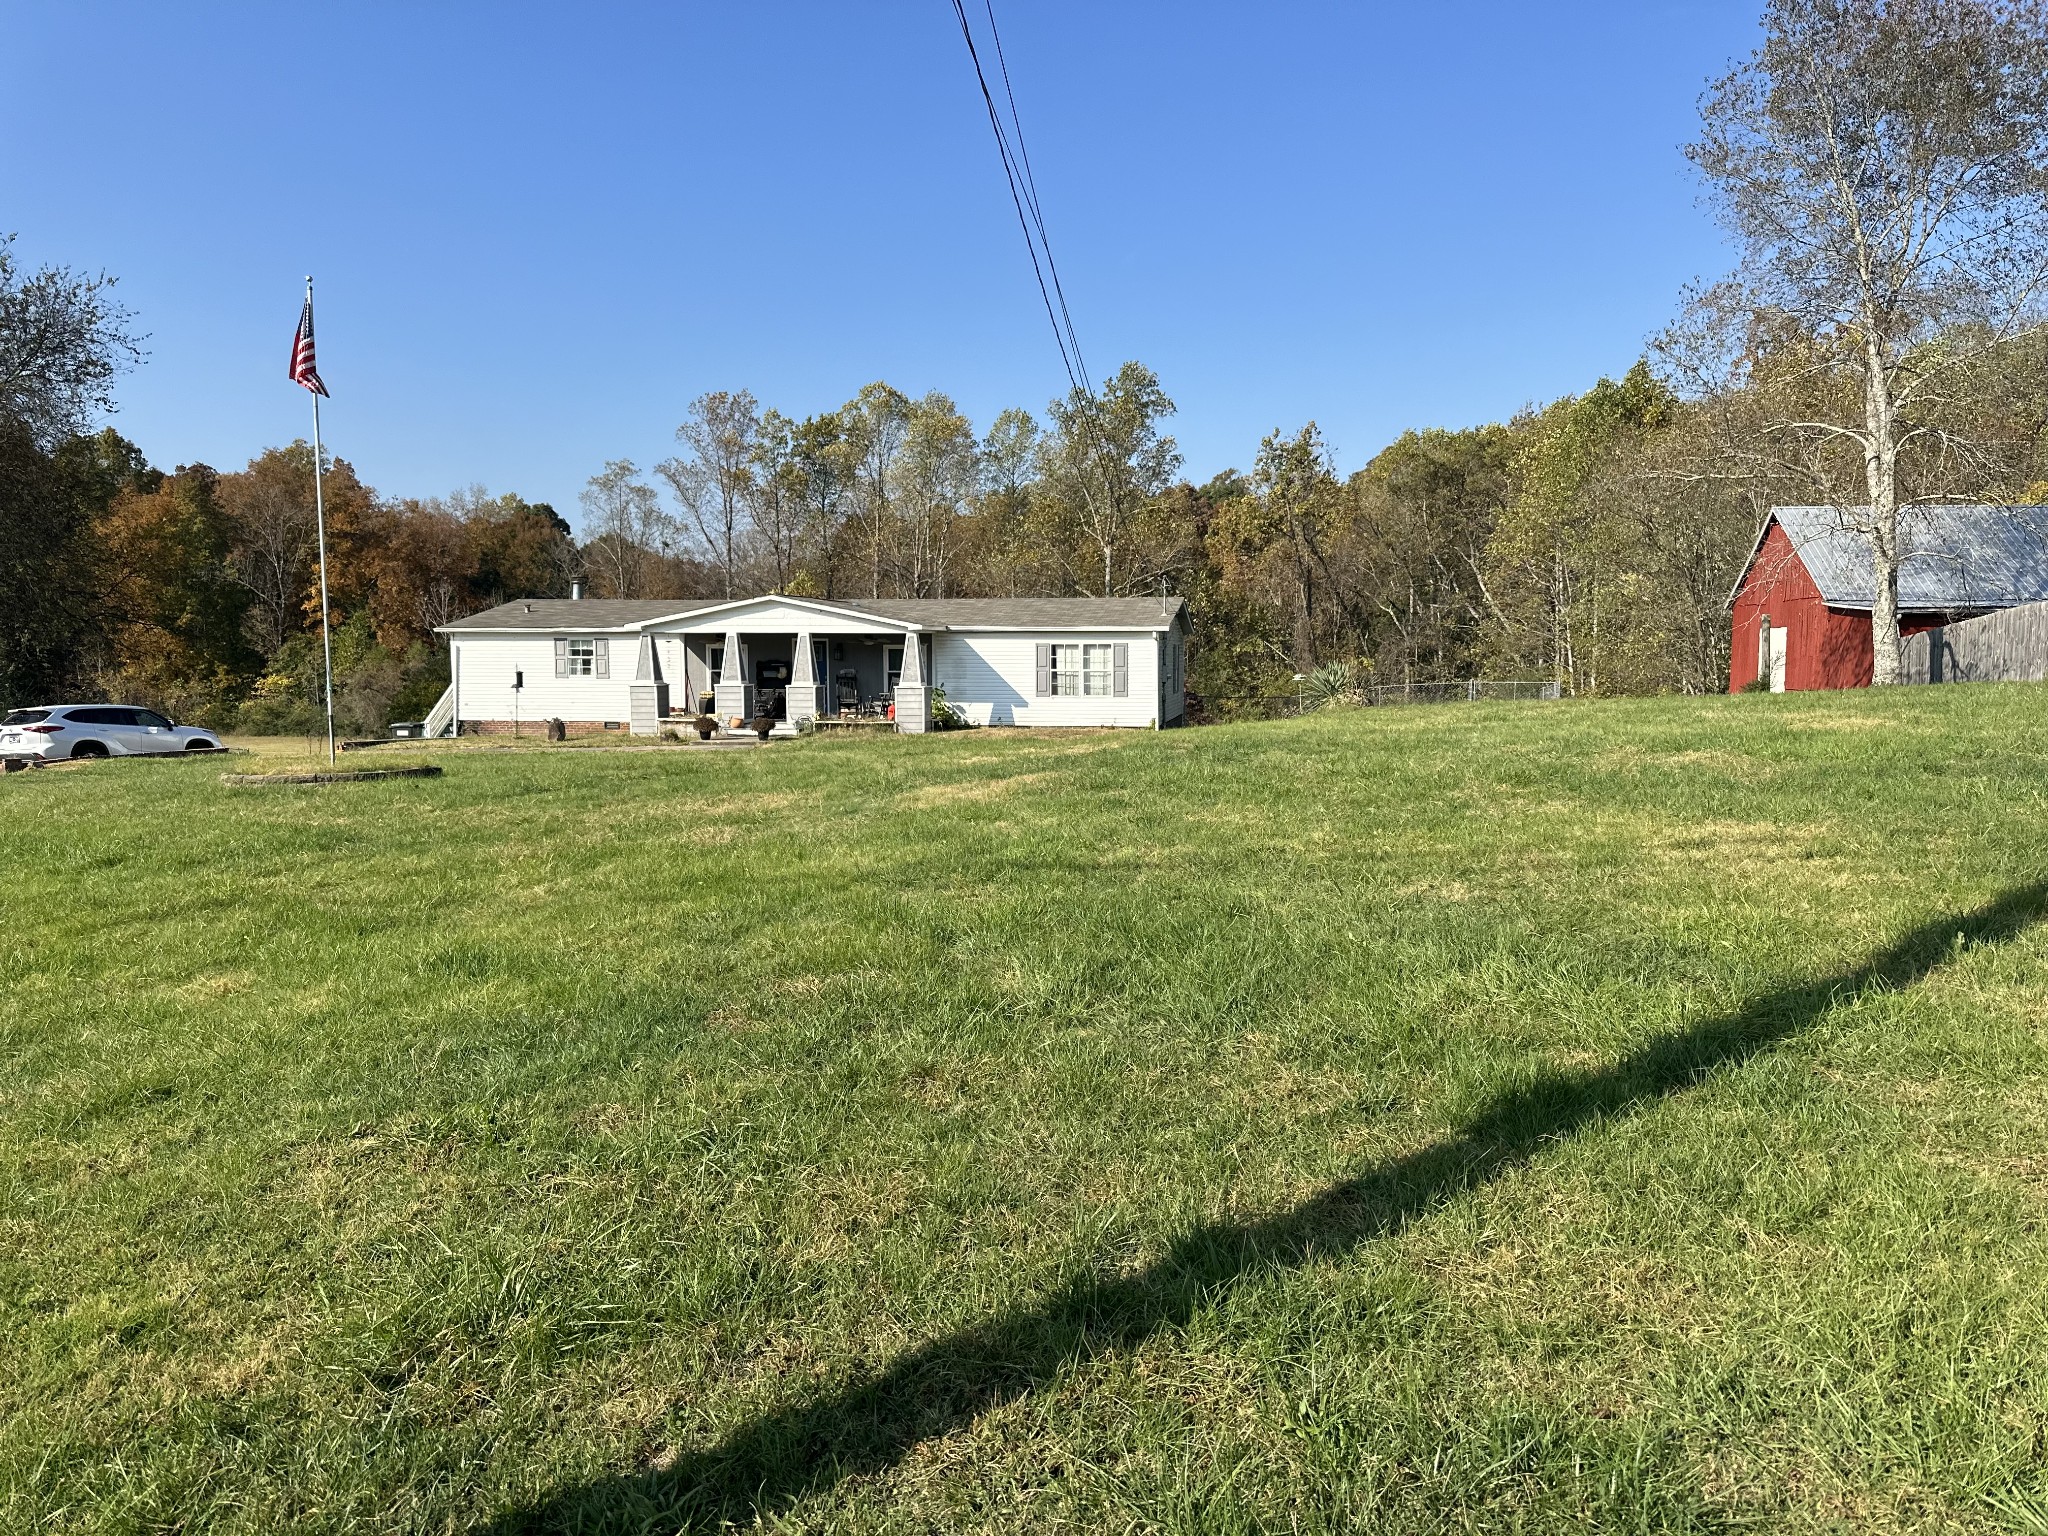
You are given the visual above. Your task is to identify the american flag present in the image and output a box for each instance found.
[289,294,329,397]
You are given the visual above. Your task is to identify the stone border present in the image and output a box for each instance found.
[222,766,445,786]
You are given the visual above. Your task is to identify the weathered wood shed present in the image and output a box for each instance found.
[1728,505,2048,692]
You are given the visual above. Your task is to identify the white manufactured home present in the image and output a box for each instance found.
[430,594,1189,735]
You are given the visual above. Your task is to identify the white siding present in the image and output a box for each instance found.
[667,599,907,635]
[452,635,637,725]
[934,632,1162,728]
[1159,628,1187,724]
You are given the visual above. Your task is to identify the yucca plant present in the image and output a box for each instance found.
[1299,660,1363,711]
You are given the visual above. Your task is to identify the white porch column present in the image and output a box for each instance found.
[627,634,669,735]
[789,631,822,726]
[894,630,930,734]
[713,629,753,722]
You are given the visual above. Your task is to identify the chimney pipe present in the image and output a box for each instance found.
[571,580,583,601]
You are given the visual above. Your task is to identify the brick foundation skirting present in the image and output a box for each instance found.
[461,719,631,738]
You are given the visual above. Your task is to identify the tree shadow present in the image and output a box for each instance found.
[483,884,2048,1533]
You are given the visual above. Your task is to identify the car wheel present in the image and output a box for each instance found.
[70,740,109,760]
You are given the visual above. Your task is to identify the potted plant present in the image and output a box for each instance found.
[693,713,719,741]
[751,712,775,742]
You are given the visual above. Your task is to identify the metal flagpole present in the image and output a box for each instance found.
[307,275,336,765]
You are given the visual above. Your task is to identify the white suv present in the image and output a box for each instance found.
[0,705,225,763]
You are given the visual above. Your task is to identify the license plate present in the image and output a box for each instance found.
[0,734,17,745]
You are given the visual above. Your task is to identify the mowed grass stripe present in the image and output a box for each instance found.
[2,689,2046,1532]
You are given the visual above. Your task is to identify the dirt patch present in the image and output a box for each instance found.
[692,789,823,818]
[900,772,1051,807]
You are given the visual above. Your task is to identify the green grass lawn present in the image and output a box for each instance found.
[6,689,2048,1533]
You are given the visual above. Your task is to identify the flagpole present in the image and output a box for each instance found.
[307,275,336,766]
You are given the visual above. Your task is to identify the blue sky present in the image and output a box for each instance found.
[2,1,1757,526]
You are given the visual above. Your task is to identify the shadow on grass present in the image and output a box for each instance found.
[485,884,2048,1533]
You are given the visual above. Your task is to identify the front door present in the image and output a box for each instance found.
[1767,626,1788,692]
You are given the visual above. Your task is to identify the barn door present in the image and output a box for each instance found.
[1767,627,1788,693]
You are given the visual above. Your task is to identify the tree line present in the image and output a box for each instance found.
[7,0,2048,727]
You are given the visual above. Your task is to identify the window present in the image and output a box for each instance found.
[1052,644,1115,696]
[1052,643,1080,695]
[885,646,904,691]
[566,638,596,676]
[1082,644,1114,697]
[2,710,50,726]
[135,710,173,729]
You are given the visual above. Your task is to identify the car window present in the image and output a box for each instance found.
[135,710,173,729]
[66,708,113,725]
[2,709,51,726]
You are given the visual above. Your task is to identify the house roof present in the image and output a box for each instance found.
[437,594,1188,633]
[1749,505,2048,612]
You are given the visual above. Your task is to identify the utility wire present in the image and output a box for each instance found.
[951,0,1139,594]
[980,0,1090,395]
[948,0,1085,394]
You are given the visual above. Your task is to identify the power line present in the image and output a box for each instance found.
[951,0,1141,596]
[979,0,1090,396]
[947,0,1088,395]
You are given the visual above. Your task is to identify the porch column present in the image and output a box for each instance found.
[713,629,753,722]
[627,634,669,735]
[789,631,822,726]
[894,630,930,734]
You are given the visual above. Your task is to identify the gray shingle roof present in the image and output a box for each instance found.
[439,595,1186,632]
[1770,505,2048,611]
[853,597,1184,630]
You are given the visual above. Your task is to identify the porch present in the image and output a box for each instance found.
[628,614,934,736]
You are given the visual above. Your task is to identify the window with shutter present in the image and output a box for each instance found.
[1080,644,1112,696]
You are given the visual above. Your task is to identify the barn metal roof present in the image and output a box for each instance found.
[1768,505,2048,611]
[438,595,1187,633]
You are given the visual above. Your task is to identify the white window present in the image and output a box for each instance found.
[566,638,596,676]
[1052,643,1081,695]
[1082,643,1114,697]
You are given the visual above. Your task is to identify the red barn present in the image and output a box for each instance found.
[1729,505,2048,692]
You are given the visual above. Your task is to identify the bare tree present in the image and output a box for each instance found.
[578,459,669,599]
[657,390,759,599]
[218,448,320,655]
[1686,0,2048,682]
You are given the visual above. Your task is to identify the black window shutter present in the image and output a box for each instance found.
[1112,643,1129,697]
[1035,643,1052,696]
[594,638,610,678]
[554,638,568,677]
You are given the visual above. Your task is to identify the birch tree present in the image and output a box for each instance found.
[1687,0,2048,682]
